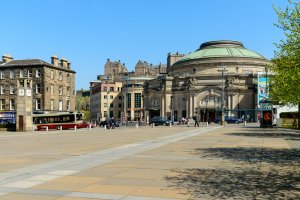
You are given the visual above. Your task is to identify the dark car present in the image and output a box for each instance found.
[99,120,109,127]
[115,122,120,127]
[214,116,241,124]
[149,118,171,126]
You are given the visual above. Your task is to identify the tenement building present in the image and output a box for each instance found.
[0,54,76,112]
[143,40,268,122]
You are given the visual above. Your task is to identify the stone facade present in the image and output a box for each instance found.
[144,41,268,122]
[0,54,76,113]
[167,52,186,69]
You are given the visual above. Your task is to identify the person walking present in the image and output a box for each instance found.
[108,117,112,129]
[111,117,115,129]
[194,115,199,127]
[242,115,244,123]
[179,118,182,125]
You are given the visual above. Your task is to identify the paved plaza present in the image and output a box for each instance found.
[0,124,299,199]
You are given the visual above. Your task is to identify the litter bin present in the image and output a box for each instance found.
[208,119,211,124]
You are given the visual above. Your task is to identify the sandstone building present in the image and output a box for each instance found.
[144,40,268,122]
[0,54,76,113]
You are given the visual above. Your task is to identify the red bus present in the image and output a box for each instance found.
[33,111,86,130]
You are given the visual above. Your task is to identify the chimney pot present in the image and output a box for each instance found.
[2,54,13,63]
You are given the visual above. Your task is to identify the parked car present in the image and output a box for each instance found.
[214,116,242,124]
[115,122,120,127]
[149,118,171,126]
[84,121,95,128]
[99,120,109,127]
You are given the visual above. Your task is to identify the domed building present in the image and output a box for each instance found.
[143,40,268,122]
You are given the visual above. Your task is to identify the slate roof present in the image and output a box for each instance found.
[0,59,51,66]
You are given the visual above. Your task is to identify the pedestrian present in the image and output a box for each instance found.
[112,117,115,129]
[242,115,244,123]
[179,118,181,125]
[108,117,112,129]
[194,115,199,127]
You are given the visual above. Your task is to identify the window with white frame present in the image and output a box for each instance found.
[59,72,62,80]
[67,74,70,82]
[10,100,14,110]
[1,85,5,94]
[59,86,62,95]
[67,101,70,111]
[51,70,54,79]
[36,69,40,77]
[28,70,32,78]
[36,99,41,110]
[0,100,4,110]
[51,85,54,94]
[10,71,14,79]
[1,71,4,79]
[20,70,24,78]
[10,85,14,94]
[59,100,62,111]
[67,87,70,96]
[36,84,40,94]
[50,99,54,110]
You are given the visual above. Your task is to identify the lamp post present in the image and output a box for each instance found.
[102,76,111,120]
[265,64,268,99]
[123,73,130,126]
[218,66,228,125]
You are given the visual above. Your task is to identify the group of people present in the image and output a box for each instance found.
[106,117,116,129]
[178,117,188,125]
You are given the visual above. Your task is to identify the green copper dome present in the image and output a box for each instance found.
[174,40,267,66]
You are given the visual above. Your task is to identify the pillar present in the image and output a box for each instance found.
[228,95,231,116]
[189,95,193,119]
[186,98,189,119]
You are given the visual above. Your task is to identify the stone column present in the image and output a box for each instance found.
[193,96,197,117]
[161,97,165,118]
[160,97,162,117]
[189,95,193,119]
[227,95,231,116]
[186,97,189,119]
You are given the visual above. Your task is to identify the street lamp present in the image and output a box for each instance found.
[218,66,228,125]
[123,73,130,126]
[265,64,268,99]
[102,76,111,120]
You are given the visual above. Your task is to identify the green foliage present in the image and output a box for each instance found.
[280,112,299,118]
[81,110,90,122]
[269,1,300,106]
[75,96,90,111]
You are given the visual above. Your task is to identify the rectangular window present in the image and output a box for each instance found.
[59,72,62,80]
[59,100,62,111]
[59,86,62,95]
[118,103,122,108]
[20,70,24,78]
[243,70,253,74]
[36,99,41,110]
[110,95,113,99]
[118,96,122,99]
[104,111,107,117]
[67,74,70,82]
[104,95,107,99]
[67,87,70,96]
[104,87,107,91]
[0,100,4,110]
[1,71,4,79]
[10,70,14,79]
[51,85,54,94]
[10,85,14,94]
[110,111,113,118]
[117,87,120,91]
[104,103,107,107]
[110,87,114,91]
[51,70,54,79]
[134,93,141,108]
[36,69,40,77]
[118,111,121,118]
[50,99,54,110]
[36,84,40,94]
[127,93,131,108]
[67,101,70,111]
[10,100,14,110]
[110,103,113,108]
[1,85,5,94]
[28,70,32,78]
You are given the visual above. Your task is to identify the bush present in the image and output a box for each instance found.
[280,112,298,118]
[0,124,6,128]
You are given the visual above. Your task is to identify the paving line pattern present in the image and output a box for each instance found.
[0,126,221,199]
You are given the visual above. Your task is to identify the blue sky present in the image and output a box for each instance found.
[0,0,292,90]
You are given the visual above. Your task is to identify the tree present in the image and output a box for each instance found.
[269,0,300,129]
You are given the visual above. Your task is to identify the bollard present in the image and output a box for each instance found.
[187,122,189,127]
[225,121,227,127]
[104,125,107,130]
[206,122,208,127]
[89,125,91,130]
[46,127,48,131]
[219,121,221,125]
[74,125,77,130]
[152,123,155,128]
[136,124,138,129]
[169,123,171,128]
[244,121,246,126]
[60,126,62,131]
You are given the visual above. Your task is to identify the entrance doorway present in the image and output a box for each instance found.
[149,110,160,119]
[19,116,23,131]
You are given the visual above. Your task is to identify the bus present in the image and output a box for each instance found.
[33,111,86,130]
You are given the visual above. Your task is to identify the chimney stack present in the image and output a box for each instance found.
[60,57,68,68]
[107,58,110,62]
[2,54,13,63]
[67,61,71,69]
[51,54,59,67]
